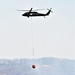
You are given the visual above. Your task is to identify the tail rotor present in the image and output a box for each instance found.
[47,8,53,13]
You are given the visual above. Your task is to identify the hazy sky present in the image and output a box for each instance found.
[0,0,74,59]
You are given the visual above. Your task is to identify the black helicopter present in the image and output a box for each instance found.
[17,8,53,18]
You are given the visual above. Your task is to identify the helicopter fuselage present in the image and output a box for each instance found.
[22,12,46,17]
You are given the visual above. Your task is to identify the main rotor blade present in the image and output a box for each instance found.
[16,8,48,12]
[33,9,45,11]
[16,10,29,11]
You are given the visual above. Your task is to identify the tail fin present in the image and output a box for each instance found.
[46,8,53,15]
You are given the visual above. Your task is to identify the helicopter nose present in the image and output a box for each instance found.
[22,14,24,16]
[22,13,26,16]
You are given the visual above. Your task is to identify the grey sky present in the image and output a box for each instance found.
[0,0,74,59]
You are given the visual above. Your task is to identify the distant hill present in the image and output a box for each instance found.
[0,57,74,75]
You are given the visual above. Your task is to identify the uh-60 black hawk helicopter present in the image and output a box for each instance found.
[17,8,53,18]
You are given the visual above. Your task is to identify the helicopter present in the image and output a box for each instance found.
[17,8,53,18]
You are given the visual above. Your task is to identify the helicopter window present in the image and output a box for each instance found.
[30,13,33,15]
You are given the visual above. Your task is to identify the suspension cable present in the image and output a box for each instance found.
[31,17,34,60]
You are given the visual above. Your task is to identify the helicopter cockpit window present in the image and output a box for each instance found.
[30,13,33,15]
